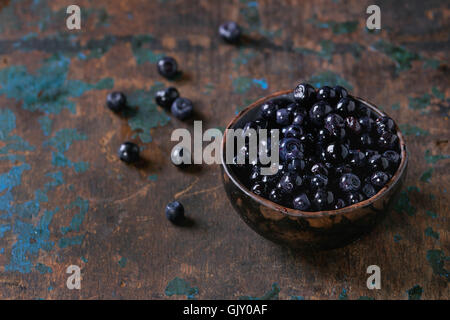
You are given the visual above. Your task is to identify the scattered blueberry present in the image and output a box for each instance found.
[118,142,140,164]
[219,21,242,43]
[165,201,185,224]
[107,92,127,112]
[171,97,193,120]
[157,56,178,79]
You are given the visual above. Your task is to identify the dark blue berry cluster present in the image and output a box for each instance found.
[232,83,401,211]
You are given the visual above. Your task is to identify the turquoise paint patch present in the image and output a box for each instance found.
[309,71,353,90]
[0,248,4,254]
[131,35,163,65]
[420,168,433,183]
[426,250,449,280]
[371,40,421,72]
[126,83,171,143]
[5,208,58,273]
[0,54,113,115]
[239,283,280,300]
[424,150,450,164]
[291,296,305,300]
[61,197,89,235]
[0,224,11,238]
[408,93,431,110]
[0,164,31,193]
[148,174,158,181]
[58,235,84,248]
[425,210,437,218]
[358,296,375,300]
[38,116,52,136]
[393,188,417,216]
[233,49,257,70]
[232,77,268,94]
[0,109,34,162]
[44,128,89,171]
[308,15,358,35]
[81,256,88,263]
[35,263,52,274]
[423,59,440,70]
[239,0,281,38]
[118,257,128,268]
[431,87,445,100]
[165,277,199,299]
[425,227,439,240]
[391,103,400,110]
[394,234,402,242]
[338,288,348,300]
[398,124,429,136]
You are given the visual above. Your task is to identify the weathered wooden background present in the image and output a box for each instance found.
[0,0,448,300]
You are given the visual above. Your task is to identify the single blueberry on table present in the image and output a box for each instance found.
[118,142,140,164]
[293,193,311,211]
[107,91,127,112]
[171,97,193,120]
[157,56,178,79]
[155,87,179,109]
[219,21,242,43]
[165,201,185,225]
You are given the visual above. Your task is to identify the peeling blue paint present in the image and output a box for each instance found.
[165,277,199,299]
[61,197,89,235]
[58,235,84,248]
[239,283,280,300]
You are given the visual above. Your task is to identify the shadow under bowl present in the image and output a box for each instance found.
[221,90,408,250]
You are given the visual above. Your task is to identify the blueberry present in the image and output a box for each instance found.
[251,183,266,196]
[334,86,348,99]
[368,155,389,172]
[334,198,346,209]
[370,171,389,187]
[276,108,291,126]
[311,163,329,176]
[299,133,315,147]
[345,116,362,135]
[269,188,284,204]
[278,173,303,193]
[348,150,366,169]
[287,159,305,172]
[309,101,332,126]
[317,86,336,101]
[157,56,178,79]
[107,91,127,112]
[334,164,352,177]
[155,87,179,109]
[292,114,306,126]
[325,113,346,139]
[375,116,395,135]
[219,21,242,43]
[171,97,193,120]
[377,131,399,150]
[362,183,377,198]
[293,193,311,211]
[383,150,400,170]
[358,116,373,132]
[279,138,304,161]
[322,143,348,163]
[310,174,328,190]
[336,97,356,115]
[347,192,364,205]
[293,83,315,103]
[261,101,278,121]
[165,201,185,224]
[283,125,303,138]
[118,142,140,164]
[359,133,373,148]
[339,173,361,192]
[312,190,334,210]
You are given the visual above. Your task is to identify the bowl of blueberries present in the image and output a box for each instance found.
[221,83,408,250]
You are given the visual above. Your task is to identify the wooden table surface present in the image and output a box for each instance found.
[0,0,448,300]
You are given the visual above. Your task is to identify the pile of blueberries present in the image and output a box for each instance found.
[105,21,243,224]
[231,83,402,211]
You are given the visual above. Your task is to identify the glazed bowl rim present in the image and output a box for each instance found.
[221,90,408,218]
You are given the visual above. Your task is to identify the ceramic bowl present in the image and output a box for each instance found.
[221,90,408,250]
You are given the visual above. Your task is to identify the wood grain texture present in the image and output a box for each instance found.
[0,0,448,300]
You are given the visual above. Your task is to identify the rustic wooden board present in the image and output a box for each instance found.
[0,0,448,300]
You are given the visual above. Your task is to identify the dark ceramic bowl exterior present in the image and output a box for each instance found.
[221,90,408,250]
